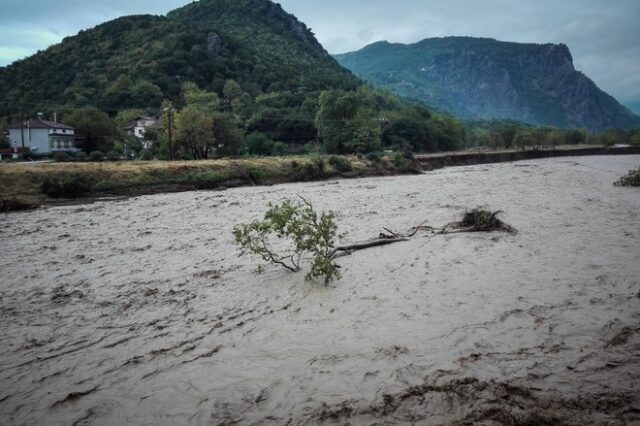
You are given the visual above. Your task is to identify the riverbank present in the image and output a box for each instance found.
[0,154,418,212]
[1,146,638,212]
[416,145,640,170]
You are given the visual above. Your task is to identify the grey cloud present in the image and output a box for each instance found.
[1,0,638,106]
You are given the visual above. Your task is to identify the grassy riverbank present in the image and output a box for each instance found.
[0,154,418,212]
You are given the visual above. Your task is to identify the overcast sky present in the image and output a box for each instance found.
[1,0,638,111]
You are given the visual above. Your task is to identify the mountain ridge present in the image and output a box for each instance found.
[0,0,359,118]
[335,36,640,131]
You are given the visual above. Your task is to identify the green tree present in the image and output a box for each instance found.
[383,116,429,152]
[350,112,381,153]
[428,115,465,152]
[546,130,564,149]
[233,198,342,284]
[213,113,244,157]
[174,106,216,159]
[223,79,250,113]
[514,129,535,151]
[0,117,9,149]
[182,82,221,113]
[245,132,275,156]
[315,89,380,154]
[115,109,146,130]
[104,75,133,106]
[471,128,491,149]
[564,128,587,145]
[223,79,243,101]
[597,130,623,147]
[131,80,164,107]
[498,124,519,148]
[64,108,118,153]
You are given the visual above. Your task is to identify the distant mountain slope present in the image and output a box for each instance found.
[335,37,640,131]
[0,0,358,116]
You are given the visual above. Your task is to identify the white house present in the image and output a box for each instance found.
[7,113,79,154]
[123,116,157,148]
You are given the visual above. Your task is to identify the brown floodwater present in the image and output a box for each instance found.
[0,156,639,425]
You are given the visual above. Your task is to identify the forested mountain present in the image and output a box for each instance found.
[335,37,640,131]
[0,0,358,118]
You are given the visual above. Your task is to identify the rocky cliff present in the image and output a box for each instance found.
[335,37,640,131]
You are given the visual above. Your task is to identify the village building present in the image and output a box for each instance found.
[7,113,79,154]
[122,116,157,149]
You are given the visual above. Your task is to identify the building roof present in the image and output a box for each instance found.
[122,116,157,130]
[8,118,75,130]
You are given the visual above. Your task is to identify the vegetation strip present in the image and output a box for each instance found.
[0,154,419,211]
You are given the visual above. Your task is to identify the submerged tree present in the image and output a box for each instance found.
[614,168,640,187]
[233,197,342,284]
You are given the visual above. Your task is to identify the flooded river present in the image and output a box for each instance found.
[1,156,639,425]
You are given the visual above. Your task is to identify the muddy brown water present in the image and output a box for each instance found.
[1,156,639,425]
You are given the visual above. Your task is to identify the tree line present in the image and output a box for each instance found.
[2,81,638,160]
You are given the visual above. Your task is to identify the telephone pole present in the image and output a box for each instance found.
[168,109,174,161]
[19,106,25,150]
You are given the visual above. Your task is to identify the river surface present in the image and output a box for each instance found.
[1,156,639,425]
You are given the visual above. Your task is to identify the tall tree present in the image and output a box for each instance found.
[182,82,221,113]
[316,89,380,154]
[174,106,216,159]
[64,108,117,153]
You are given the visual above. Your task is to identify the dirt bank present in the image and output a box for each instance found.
[1,156,639,425]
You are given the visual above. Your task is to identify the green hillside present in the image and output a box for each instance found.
[0,0,359,117]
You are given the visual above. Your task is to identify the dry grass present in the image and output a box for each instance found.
[0,155,416,210]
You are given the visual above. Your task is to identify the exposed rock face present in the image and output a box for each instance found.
[206,32,222,56]
[335,37,640,131]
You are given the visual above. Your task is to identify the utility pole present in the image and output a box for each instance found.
[168,109,174,161]
[19,106,25,150]
[379,116,388,149]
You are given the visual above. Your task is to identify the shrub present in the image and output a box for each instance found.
[139,149,153,161]
[614,168,640,187]
[183,172,226,189]
[310,153,325,173]
[233,198,341,284]
[391,151,408,169]
[240,164,267,183]
[106,150,121,161]
[293,162,325,181]
[90,151,104,162]
[245,132,275,156]
[272,141,287,156]
[328,156,353,172]
[41,174,93,198]
[365,152,382,163]
[53,152,71,162]
[74,151,88,162]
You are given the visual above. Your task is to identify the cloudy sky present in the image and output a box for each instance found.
[1,0,639,111]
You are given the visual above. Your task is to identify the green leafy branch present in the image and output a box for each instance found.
[233,196,342,284]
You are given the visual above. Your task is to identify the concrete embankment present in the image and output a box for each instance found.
[416,146,640,170]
